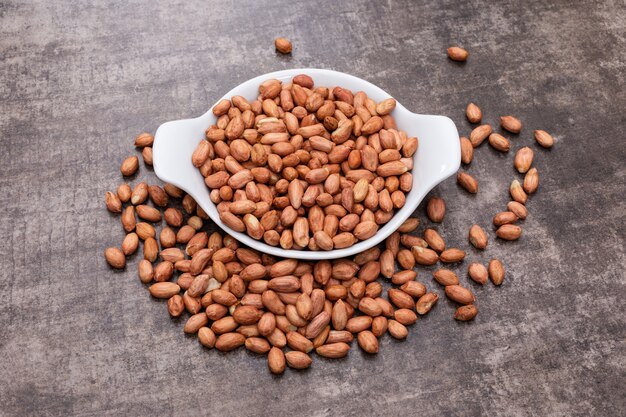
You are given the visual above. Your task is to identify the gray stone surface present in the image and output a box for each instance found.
[1,0,625,416]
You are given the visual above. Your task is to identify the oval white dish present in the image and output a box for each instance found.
[153,68,460,260]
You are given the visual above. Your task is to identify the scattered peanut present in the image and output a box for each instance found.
[447,46,469,62]
[274,38,292,54]
[466,103,482,123]
[457,172,478,193]
[534,130,554,148]
[500,115,522,134]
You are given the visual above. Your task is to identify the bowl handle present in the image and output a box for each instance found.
[152,118,213,209]
[409,114,461,192]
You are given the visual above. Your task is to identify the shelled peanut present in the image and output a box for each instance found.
[191,75,417,250]
[274,38,292,54]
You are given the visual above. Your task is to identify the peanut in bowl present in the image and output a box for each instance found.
[153,68,460,260]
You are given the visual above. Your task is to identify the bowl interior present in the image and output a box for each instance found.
[153,68,460,260]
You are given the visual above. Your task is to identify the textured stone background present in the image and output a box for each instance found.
[1,0,625,416]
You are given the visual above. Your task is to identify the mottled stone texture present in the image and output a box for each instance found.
[0,0,624,416]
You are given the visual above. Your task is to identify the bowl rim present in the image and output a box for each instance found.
[154,68,460,260]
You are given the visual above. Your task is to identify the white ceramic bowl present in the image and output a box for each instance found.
[153,68,460,260]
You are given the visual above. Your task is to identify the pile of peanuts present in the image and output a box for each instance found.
[106,156,486,373]
[191,75,417,250]
[106,129,497,373]
[104,63,555,373]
